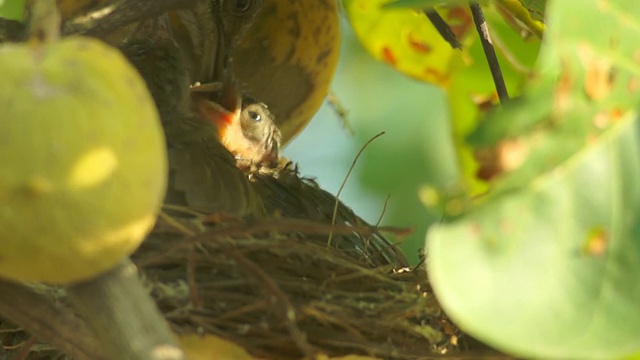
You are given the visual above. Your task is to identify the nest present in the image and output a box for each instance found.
[137,210,457,359]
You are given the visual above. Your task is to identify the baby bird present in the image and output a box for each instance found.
[193,81,282,167]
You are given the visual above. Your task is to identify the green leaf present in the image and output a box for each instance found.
[429,113,640,359]
[0,0,26,20]
[427,0,640,358]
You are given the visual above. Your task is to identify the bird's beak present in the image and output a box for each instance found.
[218,80,241,114]
[194,81,242,131]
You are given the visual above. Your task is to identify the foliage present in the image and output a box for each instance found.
[344,0,640,358]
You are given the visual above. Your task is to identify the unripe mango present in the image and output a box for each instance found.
[0,37,167,284]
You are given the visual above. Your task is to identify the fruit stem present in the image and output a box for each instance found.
[27,0,60,43]
[66,258,185,360]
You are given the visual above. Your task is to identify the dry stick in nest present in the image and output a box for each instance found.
[221,246,315,358]
[370,194,401,264]
[10,335,38,360]
[328,131,388,247]
[145,210,412,268]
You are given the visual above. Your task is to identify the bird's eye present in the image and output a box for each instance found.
[248,111,262,122]
[232,0,251,13]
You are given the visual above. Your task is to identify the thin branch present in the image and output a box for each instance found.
[423,8,462,49]
[0,280,106,359]
[375,195,391,228]
[328,132,386,247]
[469,2,510,103]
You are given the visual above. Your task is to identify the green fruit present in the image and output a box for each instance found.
[0,37,167,284]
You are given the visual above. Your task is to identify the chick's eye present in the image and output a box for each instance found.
[248,111,262,122]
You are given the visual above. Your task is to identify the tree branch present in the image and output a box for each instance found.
[0,280,106,359]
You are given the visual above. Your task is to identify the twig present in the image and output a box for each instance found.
[328,132,386,247]
[375,196,391,228]
[423,8,462,49]
[186,246,204,308]
[158,211,198,237]
[469,2,510,103]
[412,248,427,272]
[12,336,37,360]
[360,195,393,258]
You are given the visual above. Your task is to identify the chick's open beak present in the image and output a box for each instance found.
[194,80,241,126]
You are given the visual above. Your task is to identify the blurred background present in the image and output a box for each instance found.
[284,22,459,265]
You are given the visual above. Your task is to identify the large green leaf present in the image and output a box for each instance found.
[426,0,640,358]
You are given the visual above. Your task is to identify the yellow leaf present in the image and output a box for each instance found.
[343,0,474,86]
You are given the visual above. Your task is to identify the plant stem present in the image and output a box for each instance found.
[469,2,510,103]
[423,7,462,49]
